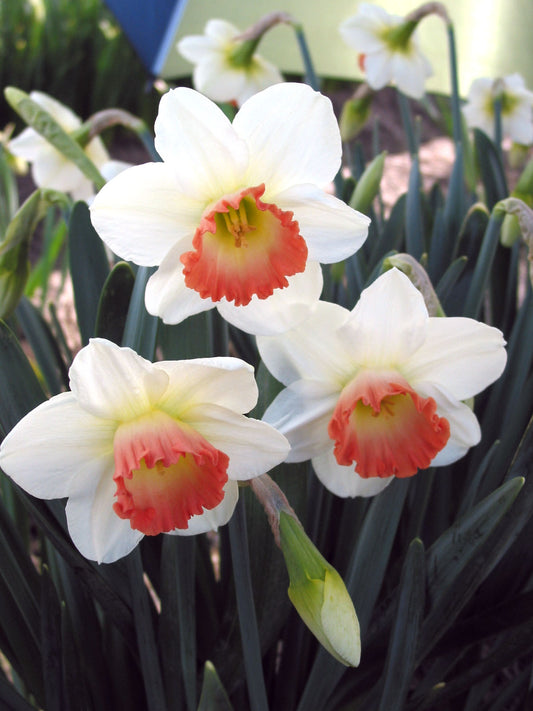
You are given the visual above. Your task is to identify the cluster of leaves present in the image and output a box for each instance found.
[0,26,533,711]
[0,0,159,128]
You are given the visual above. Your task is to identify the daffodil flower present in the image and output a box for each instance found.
[90,83,370,336]
[8,91,125,202]
[257,269,507,498]
[177,18,284,106]
[0,339,290,563]
[463,74,533,145]
[339,3,432,99]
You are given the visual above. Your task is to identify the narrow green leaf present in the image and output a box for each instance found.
[68,201,110,345]
[4,87,105,189]
[40,566,63,711]
[0,319,46,433]
[197,662,234,711]
[158,311,211,361]
[121,266,158,359]
[473,128,508,209]
[15,297,69,395]
[377,539,425,711]
[160,536,196,711]
[0,672,36,711]
[369,195,406,268]
[159,537,185,711]
[126,549,167,711]
[349,152,386,215]
[228,496,269,711]
[95,261,135,344]
[418,477,524,660]
[434,256,467,305]
[462,210,505,318]
[405,157,424,259]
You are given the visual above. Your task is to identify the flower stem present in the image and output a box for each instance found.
[396,90,418,156]
[446,22,462,147]
[292,24,320,91]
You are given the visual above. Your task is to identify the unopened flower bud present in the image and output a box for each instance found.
[279,511,361,666]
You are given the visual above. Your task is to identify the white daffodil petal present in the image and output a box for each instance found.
[237,57,284,105]
[216,260,323,336]
[233,83,341,192]
[415,382,482,466]
[341,268,429,367]
[402,317,507,400]
[0,392,115,499]
[204,18,239,42]
[90,162,200,265]
[171,480,239,535]
[32,147,87,192]
[9,128,47,160]
[184,404,290,479]
[391,53,427,99]
[312,449,394,498]
[154,87,249,200]
[66,470,144,564]
[177,34,219,63]
[156,358,257,415]
[29,91,81,131]
[194,56,248,105]
[69,339,169,420]
[364,51,394,90]
[274,184,370,263]
[144,244,214,324]
[262,381,339,462]
[339,20,387,53]
[257,300,354,387]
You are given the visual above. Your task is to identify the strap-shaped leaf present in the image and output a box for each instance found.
[15,297,69,395]
[473,128,508,210]
[4,87,105,190]
[95,261,135,344]
[198,662,234,711]
[405,157,425,259]
[69,201,110,345]
[0,320,46,432]
[418,476,524,660]
[377,539,425,711]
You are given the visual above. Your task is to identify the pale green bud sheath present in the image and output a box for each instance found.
[278,511,361,667]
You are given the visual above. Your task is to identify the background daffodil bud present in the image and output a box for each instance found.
[279,511,361,667]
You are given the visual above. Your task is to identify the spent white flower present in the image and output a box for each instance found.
[90,83,370,336]
[177,18,283,106]
[463,74,533,145]
[8,91,125,202]
[339,3,432,99]
[257,269,507,498]
[0,339,289,563]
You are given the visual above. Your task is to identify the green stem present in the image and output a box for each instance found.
[446,23,462,146]
[396,90,417,156]
[293,24,320,91]
[228,496,269,711]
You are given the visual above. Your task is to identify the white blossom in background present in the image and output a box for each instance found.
[8,91,127,202]
[463,74,533,145]
[339,3,432,99]
[177,19,283,106]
